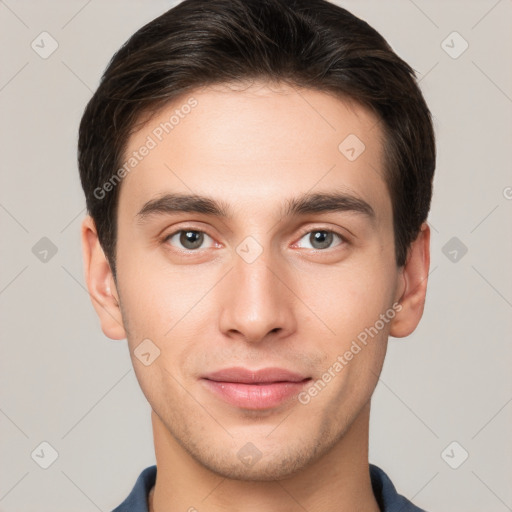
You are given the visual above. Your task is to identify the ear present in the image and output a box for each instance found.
[389,222,430,338]
[81,215,126,340]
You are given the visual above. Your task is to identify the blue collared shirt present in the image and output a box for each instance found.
[112,464,427,511]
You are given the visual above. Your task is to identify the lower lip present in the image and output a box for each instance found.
[201,379,311,410]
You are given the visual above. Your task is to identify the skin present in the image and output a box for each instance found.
[81,81,430,512]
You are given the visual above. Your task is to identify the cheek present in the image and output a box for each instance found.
[308,264,394,402]
[302,261,396,338]
[116,242,180,330]
[117,252,215,369]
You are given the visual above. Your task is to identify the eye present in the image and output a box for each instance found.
[163,229,215,251]
[295,229,346,250]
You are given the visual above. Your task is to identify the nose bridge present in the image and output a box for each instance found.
[219,243,294,341]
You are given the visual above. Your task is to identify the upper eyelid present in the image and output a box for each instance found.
[294,226,348,242]
[165,226,213,236]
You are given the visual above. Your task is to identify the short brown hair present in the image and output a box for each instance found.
[78,0,436,279]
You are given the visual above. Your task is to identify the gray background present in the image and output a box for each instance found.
[1,0,511,510]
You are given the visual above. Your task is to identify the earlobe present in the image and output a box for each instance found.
[389,222,431,338]
[81,215,126,340]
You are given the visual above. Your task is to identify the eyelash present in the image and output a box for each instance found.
[161,226,348,252]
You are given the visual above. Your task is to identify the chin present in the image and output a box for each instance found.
[190,437,327,482]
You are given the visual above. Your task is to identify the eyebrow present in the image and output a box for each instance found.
[136,191,376,224]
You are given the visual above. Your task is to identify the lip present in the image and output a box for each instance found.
[201,367,311,410]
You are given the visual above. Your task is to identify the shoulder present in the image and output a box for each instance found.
[370,464,428,512]
[111,465,157,512]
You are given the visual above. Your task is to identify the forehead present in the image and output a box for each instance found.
[117,81,391,224]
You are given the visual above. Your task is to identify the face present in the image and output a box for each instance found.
[86,81,422,480]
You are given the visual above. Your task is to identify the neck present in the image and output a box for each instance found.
[148,403,379,512]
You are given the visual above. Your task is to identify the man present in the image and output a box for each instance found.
[78,0,435,510]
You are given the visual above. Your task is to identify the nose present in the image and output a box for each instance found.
[218,249,297,344]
